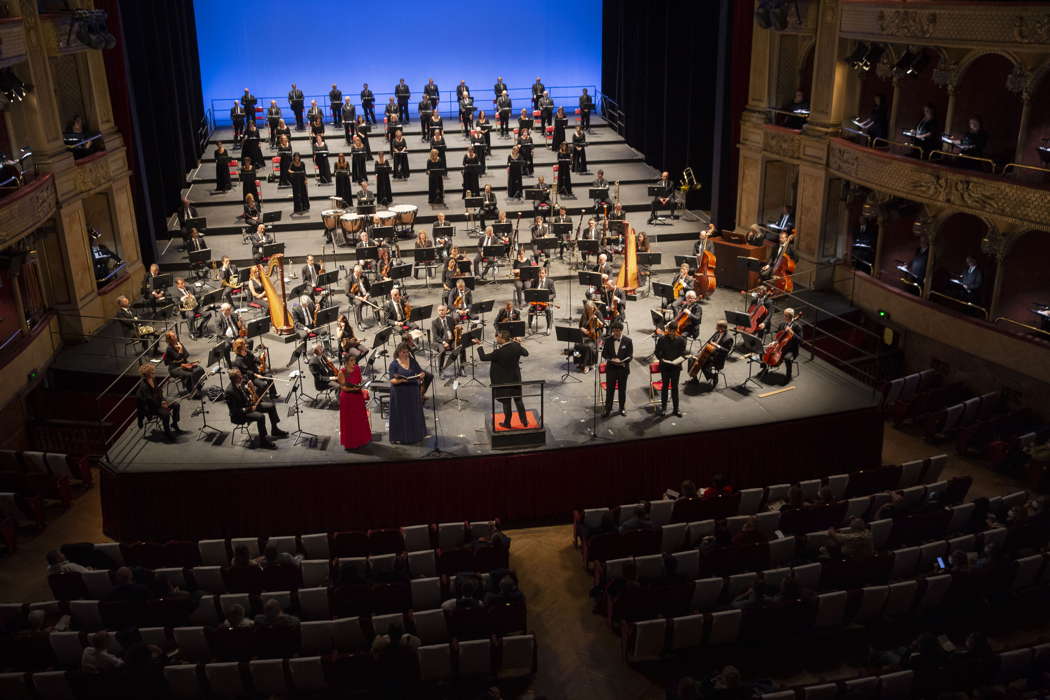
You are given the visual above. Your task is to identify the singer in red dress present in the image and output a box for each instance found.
[337,356,371,450]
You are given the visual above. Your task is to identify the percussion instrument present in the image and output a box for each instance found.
[376,210,396,227]
[340,213,364,234]
[391,203,418,232]
[322,209,344,230]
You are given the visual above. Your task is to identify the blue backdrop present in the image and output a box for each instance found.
[194,0,602,124]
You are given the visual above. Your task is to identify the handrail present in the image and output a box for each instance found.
[596,91,624,137]
[1001,162,1050,181]
[767,107,808,129]
[928,149,996,174]
[928,289,988,320]
[871,137,923,160]
[994,316,1050,340]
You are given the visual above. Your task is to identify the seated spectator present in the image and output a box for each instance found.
[254,598,299,629]
[230,544,261,569]
[702,665,753,700]
[731,572,772,610]
[816,480,835,505]
[106,566,150,602]
[827,518,873,561]
[780,483,805,512]
[774,573,803,606]
[677,480,699,501]
[151,573,202,607]
[605,561,640,599]
[731,516,768,547]
[948,549,969,572]
[260,542,302,568]
[441,580,481,612]
[81,632,124,673]
[712,519,733,548]
[620,503,656,534]
[953,631,997,688]
[698,535,719,556]
[875,490,907,520]
[46,550,91,576]
[15,610,53,641]
[371,623,420,658]
[222,603,254,629]
[917,490,943,513]
[660,553,690,585]
[484,575,525,606]
[701,473,733,500]
[335,558,367,586]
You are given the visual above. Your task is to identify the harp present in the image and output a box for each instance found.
[255,254,294,335]
[615,223,639,292]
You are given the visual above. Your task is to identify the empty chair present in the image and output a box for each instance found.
[469,520,495,541]
[163,664,202,698]
[299,533,330,560]
[298,587,330,620]
[32,671,76,700]
[727,572,757,599]
[581,508,610,532]
[198,539,228,566]
[49,632,84,668]
[635,554,664,580]
[437,522,467,550]
[661,523,687,553]
[726,515,749,535]
[140,627,172,652]
[626,618,666,662]
[604,557,631,581]
[918,541,947,572]
[192,566,226,594]
[649,499,675,526]
[982,527,1007,552]
[803,683,838,700]
[765,483,790,503]
[411,577,442,611]
[827,474,849,501]
[173,626,211,663]
[792,563,821,591]
[878,670,913,699]
[497,634,536,679]
[755,511,781,538]
[300,621,335,655]
[891,547,919,580]
[687,519,715,544]
[897,460,923,489]
[413,608,449,645]
[854,585,889,624]
[401,525,432,552]
[407,550,437,577]
[458,638,493,677]
[81,571,113,599]
[189,595,220,626]
[1001,490,1028,511]
[155,567,188,590]
[369,553,397,576]
[996,648,1033,683]
[843,675,879,699]
[846,497,871,520]
[69,600,102,630]
[768,536,795,567]
[371,612,404,637]
[249,659,287,695]
[899,486,925,510]
[1012,554,1045,591]
[882,377,905,408]
[332,617,367,653]
[883,581,918,617]
[917,574,952,610]
[289,656,327,692]
[947,534,975,553]
[93,542,124,568]
[229,537,259,559]
[265,536,298,556]
[418,643,453,681]
[925,481,948,501]
[738,488,763,515]
[762,567,791,589]
[301,560,330,588]
[759,693,795,700]
[799,479,821,501]
[948,503,974,533]
[691,578,724,611]
[708,609,741,645]
[814,591,847,628]
[924,455,947,483]
[204,662,244,697]
[669,614,703,650]
[672,550,700,579]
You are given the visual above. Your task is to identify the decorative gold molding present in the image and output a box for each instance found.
[763,127,802,161]
[877,9,937,39]
[826,139,1050,231]
[1013,14,1050,45]
[0,17,26,67]
[0,175,58,248]
[38,13,88,55]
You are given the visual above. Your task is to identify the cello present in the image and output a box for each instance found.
[762,311,801,367]
[693,234,717,299]
[737,290,770,335]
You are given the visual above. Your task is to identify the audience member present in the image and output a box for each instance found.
[46,550,91,576]
[81,632,124,673]
[780,483,805,512]
[701,474,733,499]
[106,566,150,602]
[260,542,302,568]
[254,598,299,629]
[712,519,733,548]
[371,622,421,658]
[875,490,907,520]
[677,480,699,500]
[620,503,656,534]
[441,580,482,612]
[731,516,768,547]
[222,603,254,629]
[827,518,873,561]
[484,575,525,606]
[230,544,261,569]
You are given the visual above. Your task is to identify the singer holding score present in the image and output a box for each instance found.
[388,342,427,444]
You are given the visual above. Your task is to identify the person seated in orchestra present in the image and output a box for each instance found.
[246,265,268,309]
[648,171,676,224]
[762,229,796,280]
[783,89,810,129]
[694,224,717,255]
[955,255,983,304]
[575,300,603,372]
[767,205,794,236]
[669,290,702,340]
[226,368,285,449]
[593,252,612,278]
[475,225,505,281]
[163,331,205,398]
[601,321,632,418]
[909,103,941,157]
[385,288,411,330]
[291,294,319,330]
[232,337,277,400]
[136,363,182,443]
[171,277,206,339]
[689,320,734,386]
[511,246,534,307]
[345,264,375,328]
[578,217,601,265]
[116,295,159,356]
[447,278,474,323]
[528,216,551,267]
[186,227,207,254]
[527,266,556,336]
[334,314,366,361]
[495,299,521,327]
[760,308,801,381]
[669,262,693,307]
[532,175,552,217]
[591,169,611,213]
[432,212,453,259]
[307,343,338,391]
[598,277,627,322]
[442,251,463,291]
[432,305,465,376]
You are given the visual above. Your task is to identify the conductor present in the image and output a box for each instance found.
[474,330,529,429]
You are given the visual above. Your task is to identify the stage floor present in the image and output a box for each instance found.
[97,257,879,473]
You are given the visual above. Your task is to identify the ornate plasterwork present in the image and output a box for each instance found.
[826,140,1050,231]
[0,176,58,247]
[73,158,111,194]
[878,9,937,39]
[1013,14,1050,45]
[931,58,960,90]
[1005,65,1034,100]
[763,129,801,161]
[840,3,1050,51]
[979,227,1011,262]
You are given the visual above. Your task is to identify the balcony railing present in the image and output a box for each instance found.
[0,17,27,67]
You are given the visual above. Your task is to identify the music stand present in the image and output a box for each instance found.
[652,281,675,307]
[261,242,285,258]
[578,270,603,288]
[555,325,584,383]
[388,263,412,284]
[647,185,664,197]
[199,287,223,309]
[736,331,766,389]
[497,320,525,338]
[551,222,571,238]
[588,187,609,200]
[433,224,455,242]
[370,279,394,300]
[522,288,551,337]
[519,264,539,286]
[536,238,560,258]
[608,219,626,234]
[262,211,282,223]
[371,225,395,241]
[356,203,376,216]
[354,245,379,265]
[456,259,473,275]
[188,249,211,280]
[245,316,270,339]
[408,304,433,324]
[675,255,697,271]
[638,252,662,267]
[492,222,512,237]
[316,270,338,288]
[725,310,752,330]
[578,239,600,261]
[413,246,438,288]
[464,196,482,208]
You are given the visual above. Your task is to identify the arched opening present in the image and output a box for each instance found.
[997,230,1050,337]
[799,43,814,103]
[760,159,798,228]
[873,198,923,293]
[951,53,1022,163]
[894,51,948,140]
[930,213,995,318]
[1021,67,1050,167]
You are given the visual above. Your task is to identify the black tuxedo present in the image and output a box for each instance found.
[225,382,281,440]
[766,320,800,380]
[446,288,473,317]
[527,277,556,329]
[329,89,343,125]
[699,330,734,381]
[360,89,376,123]
[478,341,529,426]
[394,83,411,122]
[655,333,686,412]
[288,89,305,129]
[601,335,633,412]
[385,298,409,327]
[649,179,676,222]
[302,263,321,287]
[432,314,464,371]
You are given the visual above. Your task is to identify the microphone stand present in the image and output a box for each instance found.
[423,329,450,457]
[586,333,610,442]
[288,369,317,447]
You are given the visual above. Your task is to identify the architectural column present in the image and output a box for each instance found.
[981,223,1019,321]
[795,163,830,276]
[10,1,68,163]
[888,77,901,140]
[1015,95,1031,164]
[746,20,774,112]
[802,0,843,131]
[943,84,957,137]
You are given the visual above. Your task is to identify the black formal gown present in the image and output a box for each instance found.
[277,145,292,187]
[275,126,291,149]
[242,129,264,168]
[313,143,332,184]
[391,138,410,179]
[572,133,587,173]
[552,116,568,152]
[214,147,232,191]
[557,153,573,196]
[427,160,444,204]
[351,145,367,183]
[462,154,480,198]
[432,138,448,172]
[240,166,259,201]
[507,155,524,199]
[334,162,352,205]
[376,160,393,206]
[290,161,310,212]
[519,137,534,176]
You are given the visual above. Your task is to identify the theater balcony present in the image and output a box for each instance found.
[0,16,27,67]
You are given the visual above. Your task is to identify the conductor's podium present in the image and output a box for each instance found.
[486,381,546,450]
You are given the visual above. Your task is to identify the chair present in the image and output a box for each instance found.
[198,540,229,566]
[707,609,741,645]
[891,547,919,580]
[48,632,84,668]
[792,562,821,591]
[635,554,664,580]
[288,656,327,692]
[854,585,889,624]
[301,559,330,588]
[878,670,913,699]
[31,671,76,700]
[947,503,973,532]
[738,488,763,515]
[625,618,666,662]
[842,676,879,699]
[669,613,703,651]
[140,627,172,652]
[371,612,404,637]
[917,541,947,573]
[883,580,918,617]
[227,415,255,447]
[497,634,536,679]
[173,626,211,663]
[672,549,700,579]
[229,537,259,559]
[661,523,687,553]
[264,535,298,556]
[897,459,924,488]
[458,638,493,677]
[188,595,220,625]
[418,643,453,681]
[249,659,288,696]
[79,571,113,600]
[407,549,437,577]
[815,591,847,628]
[411,577,443,611]
[299,533,330,559]
[402,524,432,552]
[204,662,244,697]
[649,499,675,525]
[846,497,871,520]
[691,577,724,611]
[413,608,449,645]
[300,621,335,655]
[192,566,226,593]
[163,664,202,698]
[368,529,405,555]
[924,454,947,483]
[332,531,369,557]
[69,600,102,630]
[767,536,795,567]
[47,573,87,602]
[870,519,893,550]
[0,672,33,700]
[1011,554,1045,591]
[298,587,330,620]
[755,511,781,538]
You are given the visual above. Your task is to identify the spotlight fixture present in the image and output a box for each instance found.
[893,49,928,78]
[0,68,31,109]
[904,51,928,77]
[845,44,869,70]
[856,45,885,73]
[70,9,116,51]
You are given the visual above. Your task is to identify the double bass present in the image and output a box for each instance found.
[762,312,802,367]
[693,235,717,298]
[768,231,797,294]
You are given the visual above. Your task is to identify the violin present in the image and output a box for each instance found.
[762,311,802,367]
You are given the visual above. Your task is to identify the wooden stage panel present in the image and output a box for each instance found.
[714,238,768,291]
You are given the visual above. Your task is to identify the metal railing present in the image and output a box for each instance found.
[207,84,600,131]
[1001,162,1050,186]
[929,149,996,174]
[871,137,923,159]
[767,107,809,130]
[927,289,989,321]
[994,316,1050,340]
[597,91,624,138]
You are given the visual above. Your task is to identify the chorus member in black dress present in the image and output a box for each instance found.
[333,154,352,206]
[240,160,259,202]
[601,322,632,417]
[426,149,444,204]
[462,147,480,199]
[289,153,309,213]
[243,193,261,229]
[231,100,246,142]
[310,113,325,139]
[163,331,205,398]
[518,128,535,176]
[355,115,372,160]
[136,364,182,442]
[552,106,568,152]
[571,125,588,173]
[276,134,292,187]
[288,83,305,130]
[431,130,448,172]
[470,128,488,174]
[241,122,264,169]
[361,83,376,124]
[423,78,439,110]
[427,111,443,144]
[241,88,257,124]
[341,97,356,143]
[350,135,368,183]
[476,111,492,153]
[313,134,332,184]
[575,301,602,371]
[214,142,232,192]
[266,100,281,146]
[390,130,409,179]
[579,88,594,130]
[275,118,290,146]
[375,151,393,206]
[507,145,524,200]
[518,107,532,135]
[655,326,686,416]
[496,90,512,137]
[557,143,573,197]
[459,90,475,136]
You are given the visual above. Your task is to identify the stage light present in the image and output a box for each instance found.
[71,9,117,51]
[856,45,885,73]
[845,44,868,70]
[0,68,31,108]
[905,51,928,77]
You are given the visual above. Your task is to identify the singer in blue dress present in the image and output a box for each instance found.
[388,342,426,444]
